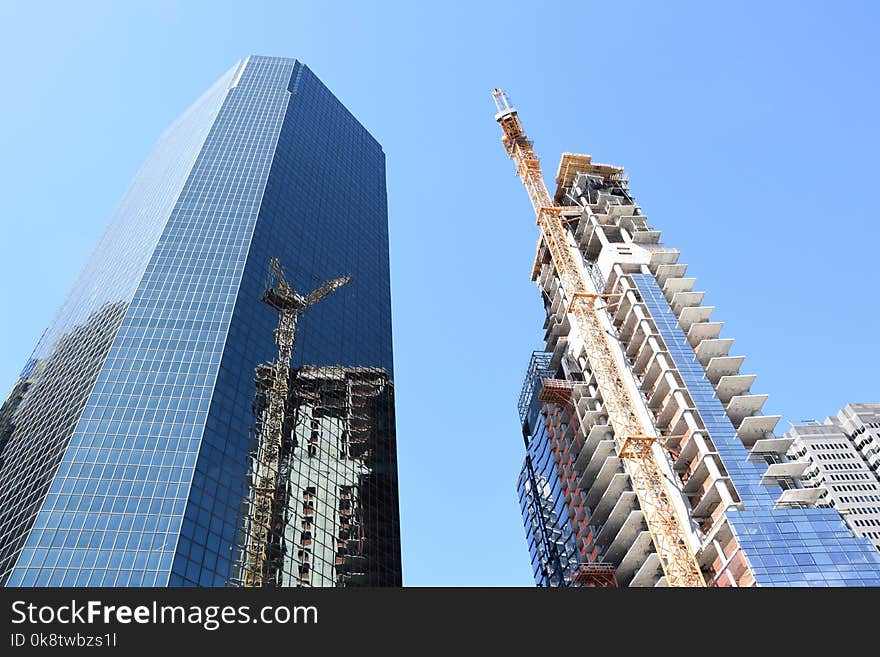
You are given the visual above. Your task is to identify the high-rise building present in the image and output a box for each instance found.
[0,56,401,587]
[267,366,401,587]
[496,93,880,586]
[783,404,880,552]
[832,404,880,478]
[237,363,400,587]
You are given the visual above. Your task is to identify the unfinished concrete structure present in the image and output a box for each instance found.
[497,91,880,586]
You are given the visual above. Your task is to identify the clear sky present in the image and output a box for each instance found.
[0,1,878,586]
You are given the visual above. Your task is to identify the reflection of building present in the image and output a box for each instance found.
[783,405,880,552]
[2,56,399,587]
[239,366,400,587]
[0,301,127,582]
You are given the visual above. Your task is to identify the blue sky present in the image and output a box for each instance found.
[0,1,878,586]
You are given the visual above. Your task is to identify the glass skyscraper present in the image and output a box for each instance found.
[0,56,401,587]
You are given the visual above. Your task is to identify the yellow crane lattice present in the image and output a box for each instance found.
[492,89,705,587]
[241,258,350,587]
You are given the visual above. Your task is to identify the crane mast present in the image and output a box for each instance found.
[240,258,350,587]
[492,89,705,587]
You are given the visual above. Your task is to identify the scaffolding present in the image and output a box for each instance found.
[233,306,401,586]
[571,562,618,587]
[493,89,705,587]
[537,378,575,406]
[290,366,393,586]
[236,258,350,588]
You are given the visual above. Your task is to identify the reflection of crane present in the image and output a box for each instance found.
[492,89,705,587]
[241,258,350,587]
[265,258,351,311]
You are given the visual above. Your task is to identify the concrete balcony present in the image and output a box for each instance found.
[647,372,678,411]
[542,271,560,298]
[648,249,680,270]
[615,531,655,586]
[630,552,663,587]
[602,510,646,561]
[776,487,825,509]
[695,339,733,366]
[580,223,605,260]
[639,351,669,391]
[686,321,723,348]
[726,394,768,428]
[682,454,723,495]
[632,230,661,245]
[616,303,641,342]
[690,479,727,519]
[577,409,608,434]
[545,322,566,357]
[714,374,756,404]
[736,414,781,448]
[549,286,564,317]
[678,306,714,333]
[747,436,794,462]
[548,336,568,373]
[605,204,637,221]
[697,515,738,569]
[626,322,653,359]
[549,313,571,337]
[760,461,810,486]
[573,381,601,406]
[586,471,630,520]
[570,492,589,524]
[654,263,688,287]
[671,291,705,315]
[672,429,709,472]
[538,278,559,308]
[573,424,613,471]
[543,316,570,354]
[573,210,592,239]
[576,440,617,489]
[575,399,605,434]
[662,277,696,302]
[538,262,553,290]
[656,389,693,430]
[633,335,661,375]
[667,405,696,438]
[619,215,650,234]
[705,357,746,384]
[594,494,639,545]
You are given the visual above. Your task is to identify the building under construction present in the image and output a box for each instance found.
[497,90,880,586]
[234,258,401,588]
[236,365,400,587]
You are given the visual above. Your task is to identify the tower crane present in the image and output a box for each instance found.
[241,258,350,587]
[492,89,705,587]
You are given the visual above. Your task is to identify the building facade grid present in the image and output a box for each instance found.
[1,56,400,587]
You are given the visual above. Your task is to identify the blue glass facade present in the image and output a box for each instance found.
[516,353,578,586]
[0,56,399,587]
[632,273,880,586]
